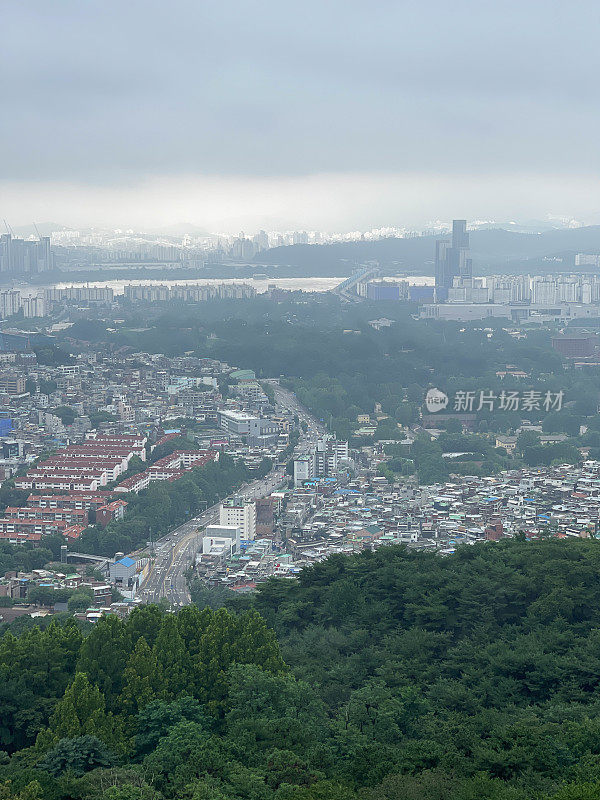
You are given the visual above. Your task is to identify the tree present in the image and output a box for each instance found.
[142,721,227,796]
[27,586,69,607]
[67,588,94,613]
[264,748,319,791]
[37,735,116,777]
[546,785,600,800]
[101,787,160,800]
[38,379,57,396]
[38,672,120,752]
[52,406,76,426]
[343,681,426,744]
[257,457,273,478]
[187,608,287,713]
[89,411,118,429]
[127,605,165,649]
[516,429,541,454]
[135,696,211,757]
[0,781,43,800]
[189,580,233,611]
[417,455,449,485]
[74,768,160,800]
[225,664,328,754]
[395,403,418,427]
[374,418,401,442]
[119,637,162,719]
[442,418,463,433]
[376,465,395,484]
[152,614,189,699]
[522,442,581,467]
[406,384,424,404]
[542,412,581,437]
[85,565,104,580]
[0,619,82,749]
[77,615,132,704]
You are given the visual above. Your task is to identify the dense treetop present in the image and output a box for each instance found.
[3,541,600,797]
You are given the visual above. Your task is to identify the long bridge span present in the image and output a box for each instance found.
[331,263,380,301]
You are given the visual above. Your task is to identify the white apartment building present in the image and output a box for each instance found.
[21,295,46,318]
[315,435,349,477]
[0,291,21,318]
[219,500,256,540]
[441,274,600,308]
[293,455,315,487]
[293,436,350,486]
[575,254,600,267]
[532,280,557,305]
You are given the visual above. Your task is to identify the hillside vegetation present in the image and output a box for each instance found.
[2,541,600,797]
[256,225,600,273]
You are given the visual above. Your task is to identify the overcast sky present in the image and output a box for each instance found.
[3,0,600,232]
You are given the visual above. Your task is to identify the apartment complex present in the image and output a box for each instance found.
[294,435,349,486]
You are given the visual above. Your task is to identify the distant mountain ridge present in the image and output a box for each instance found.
[255,225,600,274]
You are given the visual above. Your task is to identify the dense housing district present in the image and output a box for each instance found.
[1,274,600,626]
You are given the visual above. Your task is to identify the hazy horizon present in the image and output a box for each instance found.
[4,0,600,231]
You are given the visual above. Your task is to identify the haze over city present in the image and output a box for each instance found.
[4,0,600,231]
[7,3,600,799]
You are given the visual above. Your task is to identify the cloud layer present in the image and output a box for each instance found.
[3,0,600,229]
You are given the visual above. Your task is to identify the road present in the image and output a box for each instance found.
[137,383,324,607]
[137,469,286,606]
[269,381,328,445]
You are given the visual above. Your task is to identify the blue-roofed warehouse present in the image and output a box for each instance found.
[109,556,137,587]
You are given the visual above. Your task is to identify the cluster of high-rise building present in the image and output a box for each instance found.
[575,254,600,267]
[445,273,600,305]
[44,286,115,304]
[123,282,256,302]
[293,435,350,486]
[47,224,452,270]
[0,290,46,319]
[0,235,52,274]
[227,229,324,258]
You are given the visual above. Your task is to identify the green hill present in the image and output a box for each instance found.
[255,225,600,275]
[3,540,600,798]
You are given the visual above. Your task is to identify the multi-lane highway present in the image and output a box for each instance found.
[269,382,327,444]
[137,383,324,607]
[138,469,285,606]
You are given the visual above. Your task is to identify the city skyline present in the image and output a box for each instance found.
[2,214,596,243]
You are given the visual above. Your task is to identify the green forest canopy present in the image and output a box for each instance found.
[3,541,600,798]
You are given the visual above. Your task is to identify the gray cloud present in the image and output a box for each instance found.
[2,0,600,227]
